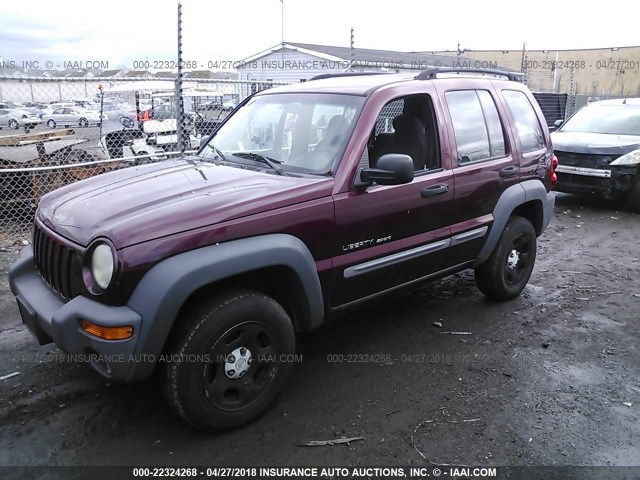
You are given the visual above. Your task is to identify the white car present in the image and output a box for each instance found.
[0,108,42,131]
[42,107,102,128]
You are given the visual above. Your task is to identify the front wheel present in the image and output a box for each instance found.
[47,120,57,129]
[8,119,19,130]
[79,118,88,127]
[475,216,537,301]
[162,289,296,430]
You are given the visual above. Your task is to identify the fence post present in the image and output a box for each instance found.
[175,2,187,156]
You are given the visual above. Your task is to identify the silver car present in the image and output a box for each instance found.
[42,107,102,128]
[0,108,42,131]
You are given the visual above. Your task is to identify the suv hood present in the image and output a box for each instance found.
[38,158,333,248]
[552,131,640,155]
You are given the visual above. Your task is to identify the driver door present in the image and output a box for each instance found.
[331,91,454,307]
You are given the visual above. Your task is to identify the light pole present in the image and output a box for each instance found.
[280,0,285,67]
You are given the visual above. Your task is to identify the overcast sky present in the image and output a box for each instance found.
[1,0,639,69]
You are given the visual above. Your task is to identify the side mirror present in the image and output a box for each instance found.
[360,154,414,186]
[553,119,564,129]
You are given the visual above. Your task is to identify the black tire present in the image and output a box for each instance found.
[475,216,537,301]
[79,118,88,127]
[162,289,296,430]
[8,119,19,130]
[47,120,57,129]
[628,175,640,213]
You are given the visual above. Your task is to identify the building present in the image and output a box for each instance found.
[235,42,494,83]
[429,46,640,96]
[183,70,239,80]
[124,70,154,79]
[53,68,97,78]
[98,69,124,78]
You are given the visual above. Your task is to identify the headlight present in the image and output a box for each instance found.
[91,243,114,290]
[610,149,640,166]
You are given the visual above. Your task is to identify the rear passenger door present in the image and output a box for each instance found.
[437,87,520,264]
[499,89,548,181]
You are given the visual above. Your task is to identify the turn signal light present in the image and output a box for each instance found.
[82,320,133,340]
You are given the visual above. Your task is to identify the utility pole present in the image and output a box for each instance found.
[520,41,528,85]
[350,27,355,72]
[280,0,285,67]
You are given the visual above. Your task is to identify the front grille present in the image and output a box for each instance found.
[555,151,614,170]
[33,223,77,300]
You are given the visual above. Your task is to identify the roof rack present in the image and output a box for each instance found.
[415,68,524,82]
[309,72,390,81]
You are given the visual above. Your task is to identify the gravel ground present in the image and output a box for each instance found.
[0,193,639,475]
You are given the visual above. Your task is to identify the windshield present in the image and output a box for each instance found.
[561,104,640,135]
[199,93,364,176]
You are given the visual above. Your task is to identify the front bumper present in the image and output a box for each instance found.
[555,165,637,198]
[9,246,143,381]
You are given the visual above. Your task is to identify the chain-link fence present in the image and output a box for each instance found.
[0,75,288,240]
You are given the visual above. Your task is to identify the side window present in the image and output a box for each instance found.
[368,94,440,172]
[477,90,506,158]
[446,90,506,164]
[375,99,404,135]
[502,90,545,153]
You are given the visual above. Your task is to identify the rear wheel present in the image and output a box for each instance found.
[162,289,296,430]
[628,175,640,213]
[475,216,537,301]
[79,118,88,127]
[8,119,19,130]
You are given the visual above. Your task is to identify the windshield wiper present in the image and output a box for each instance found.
[202,144,227,164]
[212,145,227,162]
[232,152,288,176]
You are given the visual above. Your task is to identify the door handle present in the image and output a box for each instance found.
[499,166,519,178]
[421,183,449,198]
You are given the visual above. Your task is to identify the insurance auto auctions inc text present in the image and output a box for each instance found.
[256,59,498,70]
[204,466,498,478]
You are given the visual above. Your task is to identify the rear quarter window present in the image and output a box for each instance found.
[502,90,545,153]
[445,90,506,164]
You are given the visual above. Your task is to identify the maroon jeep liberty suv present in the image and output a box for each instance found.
[10,68,557,429]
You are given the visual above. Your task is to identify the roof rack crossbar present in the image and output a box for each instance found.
[309,72,390,81]
[415,68,524,82]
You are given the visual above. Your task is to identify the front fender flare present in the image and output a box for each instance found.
[124,234,324,381]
